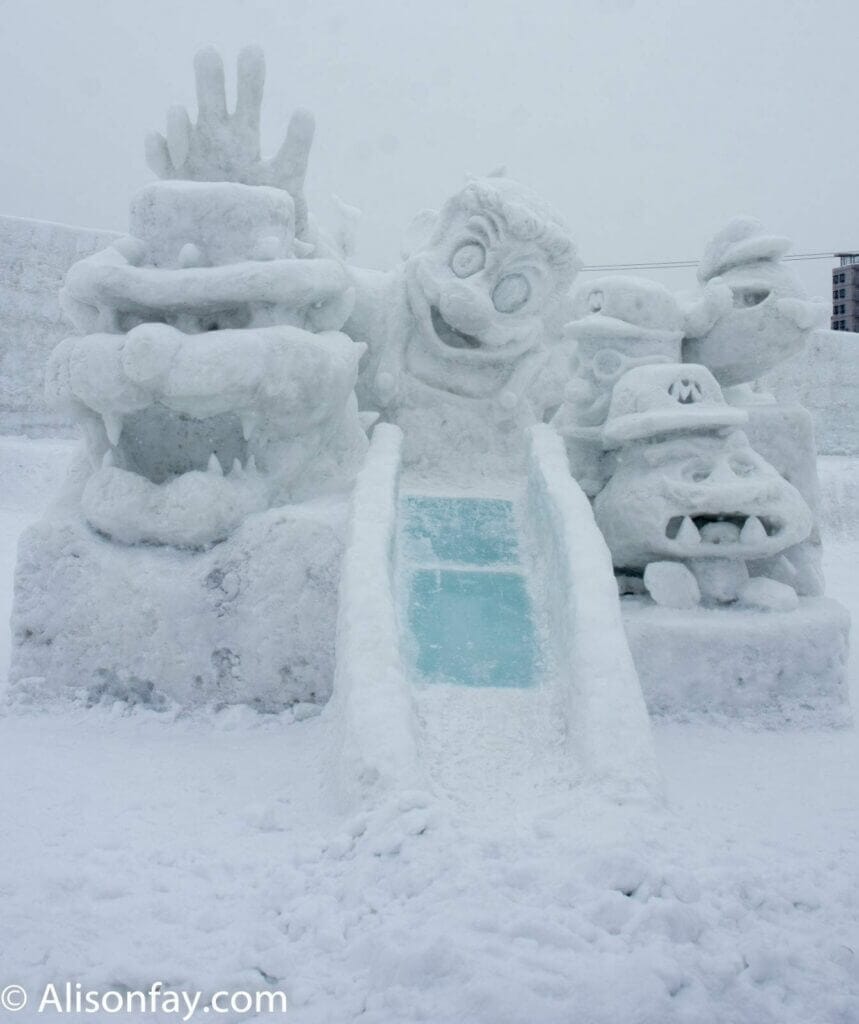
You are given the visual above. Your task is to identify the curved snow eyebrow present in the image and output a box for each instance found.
[466,214,502,246]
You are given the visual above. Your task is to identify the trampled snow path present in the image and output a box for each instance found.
[1,436,858,1023]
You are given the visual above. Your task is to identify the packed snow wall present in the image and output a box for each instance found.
[766,329,859,456]
[0,215,117,435]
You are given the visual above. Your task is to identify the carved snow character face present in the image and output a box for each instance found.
[401,178,579,398]
[682,217,827,386]
[594,430,813,571]
[558,275,685,429]
[51,182,367,549]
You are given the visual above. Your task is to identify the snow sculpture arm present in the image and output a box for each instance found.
[145,46,315,237]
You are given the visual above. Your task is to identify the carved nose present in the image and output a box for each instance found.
[441,284,492,337]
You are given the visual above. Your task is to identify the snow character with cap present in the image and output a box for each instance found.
[681,217,828,387]
[551,276,685,495]
[345,176,581,480]
[592,363,814,610]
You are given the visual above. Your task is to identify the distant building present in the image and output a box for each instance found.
[832,254,859,332]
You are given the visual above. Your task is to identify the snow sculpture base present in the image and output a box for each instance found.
[10,501,346,710]
[622,597,851,725]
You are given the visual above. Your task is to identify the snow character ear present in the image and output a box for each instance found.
[400,209,439,261]
[682,277,732,340]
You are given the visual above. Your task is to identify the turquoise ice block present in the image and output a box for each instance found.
[401,495,518,567]
[407,568,538,688]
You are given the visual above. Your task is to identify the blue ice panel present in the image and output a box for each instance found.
[408,568,537,688]
[401,495,518,567]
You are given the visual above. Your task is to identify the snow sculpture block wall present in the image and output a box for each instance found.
[765,330,859,457]
[11,501,345,709]
[0,216,117,435]
[624,597,850,725]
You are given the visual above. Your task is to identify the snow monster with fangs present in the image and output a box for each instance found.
[9,47,370,709]
[45,47,367,550]
[593,364,814,610]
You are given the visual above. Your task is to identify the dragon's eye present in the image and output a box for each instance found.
[732,288,770,308]
[492,273,530,313]
[450,242,486,278]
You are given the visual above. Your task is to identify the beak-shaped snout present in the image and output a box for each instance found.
[776,297,828,332]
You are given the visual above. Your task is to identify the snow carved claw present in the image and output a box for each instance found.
[145,45,315,236]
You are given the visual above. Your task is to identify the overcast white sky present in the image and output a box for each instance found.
[0,0,856,297]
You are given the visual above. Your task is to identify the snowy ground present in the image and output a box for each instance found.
[1,437,858,1024]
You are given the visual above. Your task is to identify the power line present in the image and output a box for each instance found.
[581,251,843,272]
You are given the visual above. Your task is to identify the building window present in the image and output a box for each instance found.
[841,289,846,298]
[841,273,847,282]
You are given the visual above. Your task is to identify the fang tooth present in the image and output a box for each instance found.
[740,516,768,545]
[246,454,257,474]
[102,449,115,468]
[232,458,243,476]
[102,412,123,446]
[677,516,701,546]
[241,413,255,441]
[208,454,224,476]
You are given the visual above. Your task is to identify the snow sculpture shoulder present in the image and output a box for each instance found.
[681,217,827,386]
[593,363,813,610]
[48,46,367,548]
[347,175,580,480]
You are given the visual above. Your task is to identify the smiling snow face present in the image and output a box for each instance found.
[593,430,813,571]
[401,178,579,398]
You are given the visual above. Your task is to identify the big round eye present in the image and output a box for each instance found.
[450,242,486,278]
[591,348,624,381]
[492,273,531,313]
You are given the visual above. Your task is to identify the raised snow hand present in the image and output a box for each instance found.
[145,46,315,237]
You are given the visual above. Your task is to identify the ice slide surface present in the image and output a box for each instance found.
[331,424,660,810]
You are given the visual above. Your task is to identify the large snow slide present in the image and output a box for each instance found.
[329,423,659,809]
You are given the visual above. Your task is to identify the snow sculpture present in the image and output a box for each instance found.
[681,217,828,387]
[10,47,367,708]
[551,276,684,495]
[590,361,849,722]
[47,49,366,549]
[347,176,580,481]
[593,364,813,610]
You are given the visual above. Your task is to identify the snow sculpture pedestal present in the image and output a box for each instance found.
[11,498,346,710]
[622,597,851,725]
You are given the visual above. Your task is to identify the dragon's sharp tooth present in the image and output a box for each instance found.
[101,449,115,469]
[677,516,701,546]
[231,458,243,476]
[208,453,224,477]
[102,412,123,447]
[246,453,257,474]
[740,515,767,545]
